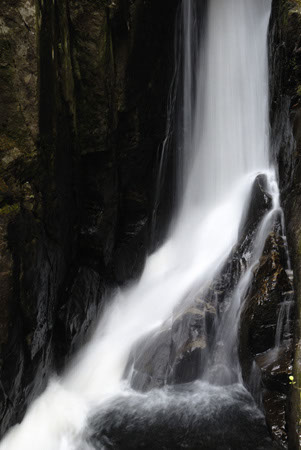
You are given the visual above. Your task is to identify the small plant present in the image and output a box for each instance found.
[289,375,296,385]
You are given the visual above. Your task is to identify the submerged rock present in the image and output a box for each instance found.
[124,328,172,391]
[168,300,216,384]
[88,383,277,450]
[125,299,216,390]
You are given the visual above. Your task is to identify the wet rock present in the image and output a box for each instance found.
[240,231,292,358]
[70,0,180,281]
[54,266,104,366]
[239,174,273,241]
[168,301,215,384]
[245,345,293,448]
[126,299,216,390]
[253,343,293,449]
[256,344,293,395]
[88,383,277,450]
[269,2,301,444]
[113,216,149,284]
[0,0,181,438]
[211,174,274,307]
[125,328,172,391]
[263,390,288,450]
[239,228,294,448]
[0,0,47,435]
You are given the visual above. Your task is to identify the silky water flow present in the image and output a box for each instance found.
[1,1,285,449]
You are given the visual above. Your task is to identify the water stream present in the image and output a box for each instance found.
[1,1,281,449]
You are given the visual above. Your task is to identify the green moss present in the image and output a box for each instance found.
[0,203,20,216]
[281,0,301,34]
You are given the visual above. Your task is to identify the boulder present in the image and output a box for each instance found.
[88,383,277,450]
[125,300,216,390]
[124,328,172,391]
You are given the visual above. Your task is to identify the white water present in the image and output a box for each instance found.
[204,174,281,385]
[1,1,273,449]
[180,0,270,216]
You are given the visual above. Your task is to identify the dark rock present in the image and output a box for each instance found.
[126,299,216,390]
[269,2,301,444]
[240,231,292,358]
[263,390,288,450]
[239,174,273,241]
[211,173,274,307]
[125,328,172,391]
[88,383,277,450]
[54,266,105,367]
[239,227,294,448]
[256,344,293,395]
[168,301,215,384]
[0,0,180,438]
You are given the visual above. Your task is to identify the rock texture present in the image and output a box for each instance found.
[89,385,277,450]
[239,227,294,448]
[0,0,179,437]
[269,0,301,447]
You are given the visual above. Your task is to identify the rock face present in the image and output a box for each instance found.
[240,231,292,355]
[0,0,179,437]
[239,227,294,448]
[269,0,301,447]
[0,0,301,446]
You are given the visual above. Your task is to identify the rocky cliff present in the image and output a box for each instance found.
[0,0,179,437]
[269,0,301,448]
[1,0,301,447]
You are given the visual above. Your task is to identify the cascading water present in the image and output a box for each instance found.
[1,1,283,449]
[181,0,269,213]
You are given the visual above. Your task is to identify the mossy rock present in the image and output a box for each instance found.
[0,203,20,217]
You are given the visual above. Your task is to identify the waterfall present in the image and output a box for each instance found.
[179,0,270,215]
[1,1,277,449]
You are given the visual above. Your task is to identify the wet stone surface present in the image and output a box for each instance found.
[87,382,278,450]
[239,219,294,448]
